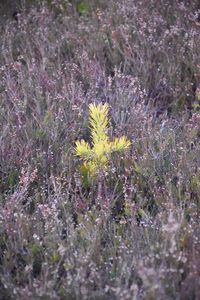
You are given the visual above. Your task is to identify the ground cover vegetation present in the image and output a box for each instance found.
[0,0,200,299]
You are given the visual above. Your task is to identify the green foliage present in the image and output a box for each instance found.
[7,170,18,188]
[77,1,89,15]
[30,243,43,277]
[75,103,131,185]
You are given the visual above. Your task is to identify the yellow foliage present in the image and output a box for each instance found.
[89,103,109,144]
[111,136,131,152]
[75,140,91,159]
[75,102,131,185]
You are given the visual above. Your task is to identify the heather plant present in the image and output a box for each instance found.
[0,1,200,300]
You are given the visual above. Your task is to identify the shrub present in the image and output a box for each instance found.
[0,1,199,299]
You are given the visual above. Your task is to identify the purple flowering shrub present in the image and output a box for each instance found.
[0,1,199,299]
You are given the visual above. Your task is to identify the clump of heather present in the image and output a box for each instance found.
[0,1,200,299]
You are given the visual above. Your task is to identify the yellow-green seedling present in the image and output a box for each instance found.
[75,103,131,186]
